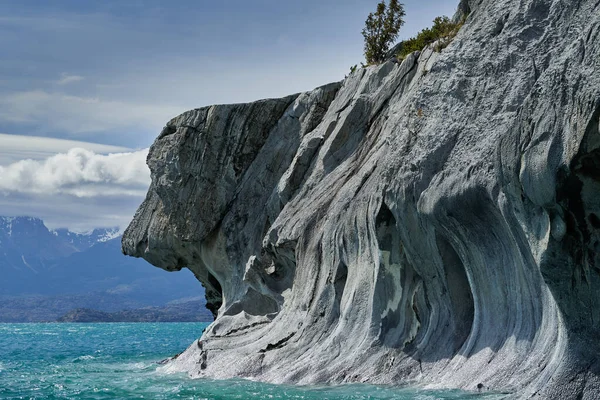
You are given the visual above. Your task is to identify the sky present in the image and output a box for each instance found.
[0,0,458,232]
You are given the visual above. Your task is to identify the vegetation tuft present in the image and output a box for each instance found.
[359,2,468,67]
[396,15,466,61]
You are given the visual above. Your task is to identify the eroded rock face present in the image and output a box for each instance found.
[123,0,600,397]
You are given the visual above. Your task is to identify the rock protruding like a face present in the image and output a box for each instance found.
[122,0,600,397]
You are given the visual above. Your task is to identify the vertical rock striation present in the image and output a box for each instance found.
[123,0,600,397]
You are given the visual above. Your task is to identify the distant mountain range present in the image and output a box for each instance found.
[0,216,210,322]
[0,216,120,285]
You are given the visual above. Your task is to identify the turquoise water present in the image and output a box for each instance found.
[0,323,500,399]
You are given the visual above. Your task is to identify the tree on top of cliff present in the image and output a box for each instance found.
[362,0,406,64]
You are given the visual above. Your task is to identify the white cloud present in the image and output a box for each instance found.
[0,136,151,231]
[0,90,183,135]
[0,133,130,165]
[0,148,150,198]
[56,73,84,85]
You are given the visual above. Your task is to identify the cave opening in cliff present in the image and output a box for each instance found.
[435,233,474,351]
[205,272,223,319]
[332,260,348,317]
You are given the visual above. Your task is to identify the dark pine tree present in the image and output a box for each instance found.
[362,0,406,64]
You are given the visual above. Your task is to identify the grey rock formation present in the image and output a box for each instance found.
[123,0,600,397]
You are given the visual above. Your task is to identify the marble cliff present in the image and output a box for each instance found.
[122,0,600,397]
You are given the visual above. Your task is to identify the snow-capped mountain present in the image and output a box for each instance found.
[0,216,76,271]
[0,216,204,322]
[52,226,122,251]
[0,216,120,271]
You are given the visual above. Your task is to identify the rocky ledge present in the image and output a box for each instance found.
[123,0,600,397]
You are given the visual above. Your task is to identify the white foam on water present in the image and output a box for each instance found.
[74,355,95,362]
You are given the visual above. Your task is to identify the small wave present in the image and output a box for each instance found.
[53,383,65,391]
[131,362,148,370]
[114,361,152,371]
[72,355,95,363]
[155,362,188,375]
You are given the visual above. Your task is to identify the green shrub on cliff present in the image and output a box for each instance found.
[397,16,465,60]
[362,0,406,64]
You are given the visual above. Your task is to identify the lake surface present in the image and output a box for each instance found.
[0,323,502,399]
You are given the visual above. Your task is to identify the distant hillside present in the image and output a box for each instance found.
[0,292,151,322]
[0,216,207,322]
[57,300,213,322]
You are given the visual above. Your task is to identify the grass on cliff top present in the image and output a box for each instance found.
[397,15,466,60]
